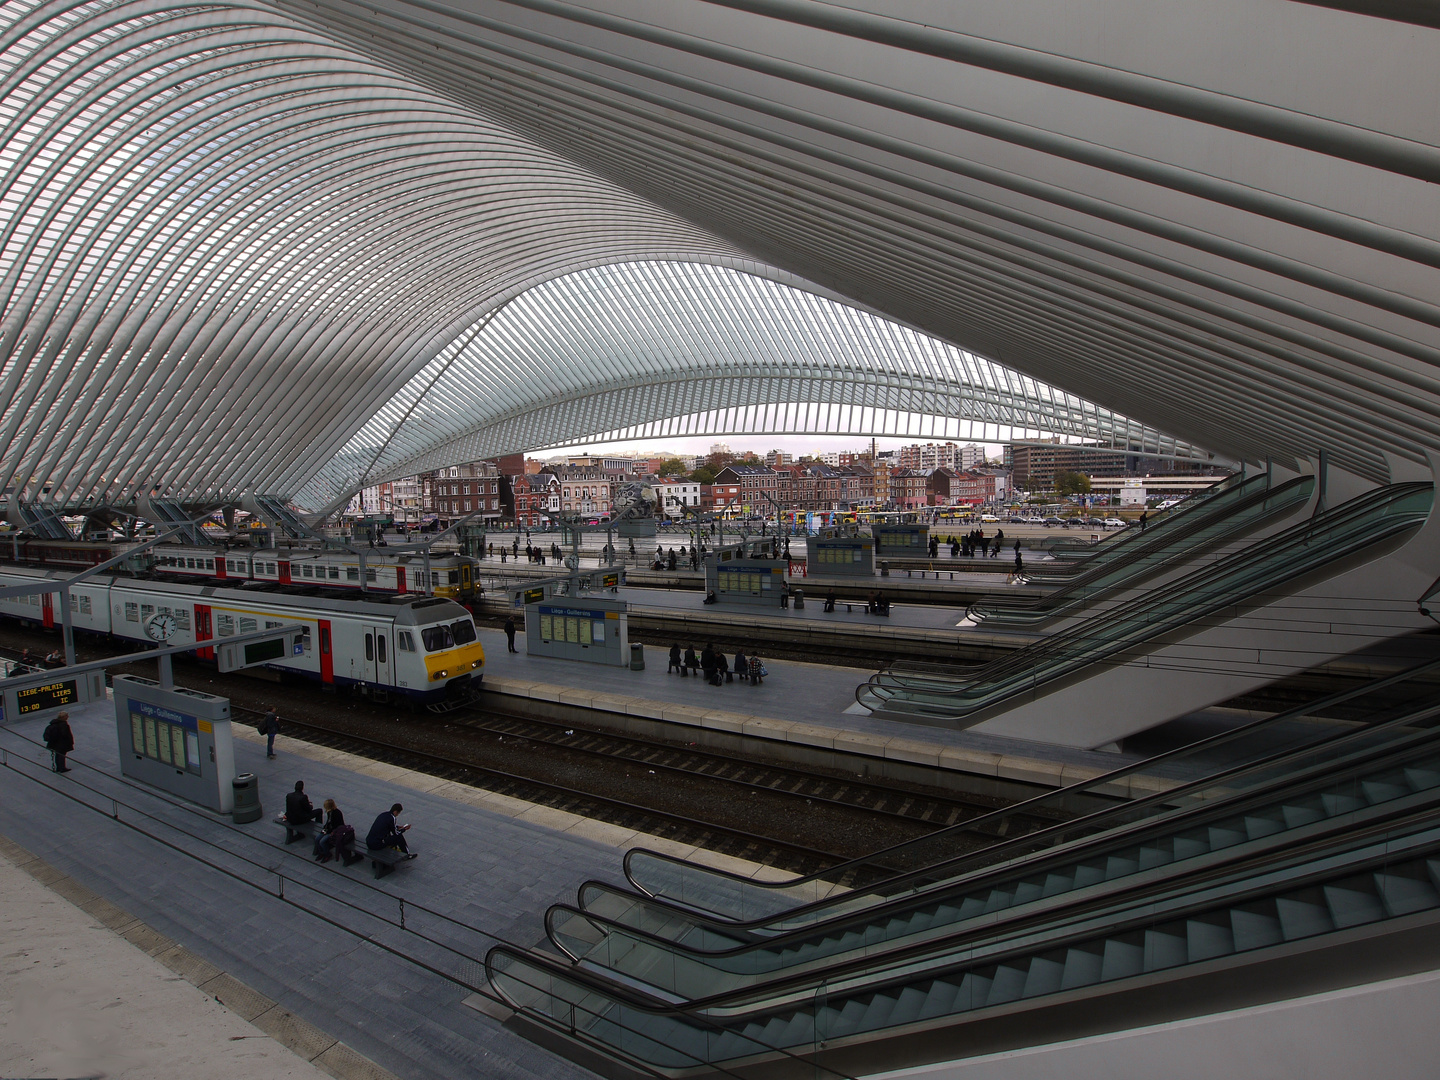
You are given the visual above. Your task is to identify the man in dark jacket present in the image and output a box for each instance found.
[284,780,321,824]
[43,711,73,773]
[504,616,518,653]
[367,803,414,857]
[261,707,279,758]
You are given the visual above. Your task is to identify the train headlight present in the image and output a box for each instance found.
[432,669,447,680]
[472,659,483,669]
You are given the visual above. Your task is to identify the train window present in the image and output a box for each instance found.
[239,617,256,634]
[347,567,359,581]
[364,633,374,661]
[397,632,413,651]
[366,568,377,582]
[320,628,330,655]
[301,627,311,653]
[421,625,454,651]
[186,558,195,569]
[329,566,339,579]
[205,559,214,570]
[141,604,154,620]
[124,601,138,622]
[451,620,476,645]
[301,565,312,577]
[376,635,386,663]
[217,613,234,636]
[175,608,190,630]
[430,572,439,586]
[448,571,459,584]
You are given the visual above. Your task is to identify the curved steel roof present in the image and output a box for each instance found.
[2,0,1436,509]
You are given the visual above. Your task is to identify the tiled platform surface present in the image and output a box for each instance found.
[0,699,786,1080]
[0,836,348,1080]
[475,629,1174,795]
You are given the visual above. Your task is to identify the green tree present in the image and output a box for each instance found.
[1053,470,1092,495]
[657,457,689,476]
[690,465,718,485]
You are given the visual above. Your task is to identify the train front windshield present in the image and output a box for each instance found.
[421,619,477,652]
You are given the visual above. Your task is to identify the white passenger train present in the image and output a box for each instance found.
[0,565,484,704]
[151,545,478,600]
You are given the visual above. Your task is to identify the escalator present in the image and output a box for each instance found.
[966,474,1312,629]
[857,482,1433,729]
[488,666,1440,1076]
[1037,470,1249,569]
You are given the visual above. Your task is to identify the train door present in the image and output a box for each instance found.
[215,557,226,580]
[362,624,391,685]
[194,604,213,660]
[41,592,53,628]
[396,566,407,594]
[460,562,473,596]
[278,560,291,585]
[317,619,334,684]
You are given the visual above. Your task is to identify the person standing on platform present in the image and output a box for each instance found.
[700,644,717,685]
[733,648,748,684]
[504,616,518,653]
[668,643,683,674]
[1140,511,1148,531]
[1014,540,1023,575]
[43,711,73,773]
[366,803,414,857]
[260,706,279,758]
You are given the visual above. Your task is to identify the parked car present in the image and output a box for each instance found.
[980,514,999,522]
[1103,518,1126,528]
[1042,516,1064,527]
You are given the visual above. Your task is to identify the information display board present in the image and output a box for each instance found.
[704,550,788,607]
[17,679,79,716]
[526,596,629,666]
[872,523,929,555]
[114,675,236,813]
[1,669,105,726]
[805,533,875,576]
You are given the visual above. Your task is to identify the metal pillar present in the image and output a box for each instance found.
[58,588,76,667]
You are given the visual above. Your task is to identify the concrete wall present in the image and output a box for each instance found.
[869,969,1440,1080]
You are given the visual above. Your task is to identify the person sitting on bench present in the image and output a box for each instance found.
[285,780,322,825]
[823,589,836,613]
[313,798,355,862]
[366,802,415,859]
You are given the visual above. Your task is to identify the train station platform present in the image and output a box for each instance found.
[0,698,788,1080]
[479,582,1043,665]
[473,629,1180,797]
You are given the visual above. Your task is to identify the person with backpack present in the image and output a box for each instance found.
[258,707,279,758]
[43,711,74,773]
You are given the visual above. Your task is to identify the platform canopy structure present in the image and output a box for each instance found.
[0,0,1437,518]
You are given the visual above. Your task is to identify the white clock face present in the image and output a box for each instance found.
[145,613,177,642]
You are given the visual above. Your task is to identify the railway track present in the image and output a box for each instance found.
[227,703,862,878]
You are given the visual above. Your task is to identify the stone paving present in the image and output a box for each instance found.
[0,699,632,1080]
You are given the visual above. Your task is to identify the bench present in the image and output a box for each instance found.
[274,816,364,866]
[274,815,319,845]
[363,845,417,880]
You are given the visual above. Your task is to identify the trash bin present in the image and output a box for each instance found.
[630,642,645,671]
[880,560,890,577]
[792,588,804,609]
[232,772,262,824]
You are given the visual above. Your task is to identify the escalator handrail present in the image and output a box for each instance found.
[969,472,1285,617]
[861,481,1431,712]
[564,710,1440,969]
[494,816,1440,1037]
[624,657,1440,914]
